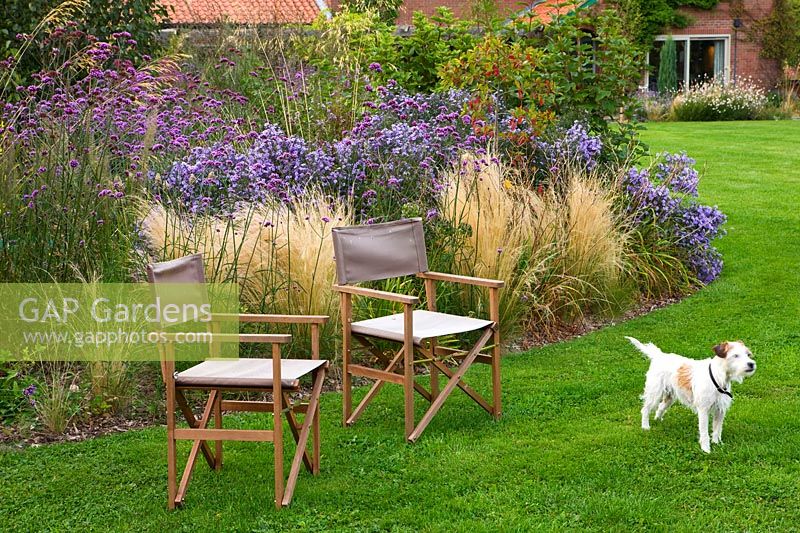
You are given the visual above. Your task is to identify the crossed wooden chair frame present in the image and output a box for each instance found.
[158,310,328,510]
[336,271,503,443]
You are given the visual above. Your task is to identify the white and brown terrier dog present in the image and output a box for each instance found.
[626,337,756,453]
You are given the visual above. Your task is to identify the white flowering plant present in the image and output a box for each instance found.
[672,78,769,121]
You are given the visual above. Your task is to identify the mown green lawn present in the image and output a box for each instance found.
[2,121,799,532]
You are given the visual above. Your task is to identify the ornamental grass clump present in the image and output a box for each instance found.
[524,161,628,328]
[439,155,537,337]
[539,124,725,291]
[562,171,625,294]
[439,151,628,336]
[141,191,351,355]
[672,78,768,121]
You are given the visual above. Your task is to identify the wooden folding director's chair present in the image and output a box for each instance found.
[147,254,329,509]
[331,218,504,442]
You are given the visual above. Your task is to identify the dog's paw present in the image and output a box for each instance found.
[712,436,723,445]
[700,442,711,453]
[641,423,650,430]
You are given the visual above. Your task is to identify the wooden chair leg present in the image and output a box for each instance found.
[341,293,352,427]
[312,398,321,475]
[403,307,415,440]
[491,329,501,419]
[214,390,223,471]
[166,381,178,509]
[407,327,493,443]
[273,344,284,510]
[282,366,325,507]
[489,288,501,419]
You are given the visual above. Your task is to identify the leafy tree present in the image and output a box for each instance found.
[0,0,168,83]
[657,36,678,94]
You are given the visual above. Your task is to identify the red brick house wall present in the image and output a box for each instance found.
[667,1,778,86]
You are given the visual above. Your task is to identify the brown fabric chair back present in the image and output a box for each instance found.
[146,254,210,328]
[146,253,206,284]
[332,218,428,284]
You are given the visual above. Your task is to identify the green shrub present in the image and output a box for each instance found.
[302,7,478,93]
[390,9,479,92]
[441,10,645,159]
[343,0,403,24]
[439,34,556,139]
[672,79,768,121]
[529,11,645,143]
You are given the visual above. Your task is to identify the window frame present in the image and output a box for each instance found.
[645,34,731,91]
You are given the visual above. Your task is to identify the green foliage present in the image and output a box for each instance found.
[303,7,393,71]
[527,11,646,156]
[0,0,167,83]
[624,218,693,298]
[657,36,678,94]
[206,6,476,111]
[0,363,35,423]
[441,11,645,154]
[0,137,142,283]
[750,0,800,68]
[440,34,556,140]
[470,0,503,29]
[671,79,768,121]
[343,0,403,24]
[302,7,478,93]
[606,0,721,45]
[389,9,480,92]
[33,363,82,435]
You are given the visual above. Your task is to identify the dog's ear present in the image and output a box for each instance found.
[713,342,730,358]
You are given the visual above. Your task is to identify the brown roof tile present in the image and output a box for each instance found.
[161,0,328,25]
[518,0,594,25]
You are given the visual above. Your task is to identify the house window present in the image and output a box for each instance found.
[646,35,730,91]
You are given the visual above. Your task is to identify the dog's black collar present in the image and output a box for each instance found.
[708,364,733,399]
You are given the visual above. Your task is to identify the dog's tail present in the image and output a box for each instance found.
[625,336,664,360]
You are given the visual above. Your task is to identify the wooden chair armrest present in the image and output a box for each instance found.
[212,313,329,325]
[162,333,292,344]
[332,284,419,305]
[417,271,505,289]
[237,333,292,344]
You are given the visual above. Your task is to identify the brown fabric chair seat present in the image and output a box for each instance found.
[350,310,493,345]
[176,359,328,389]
